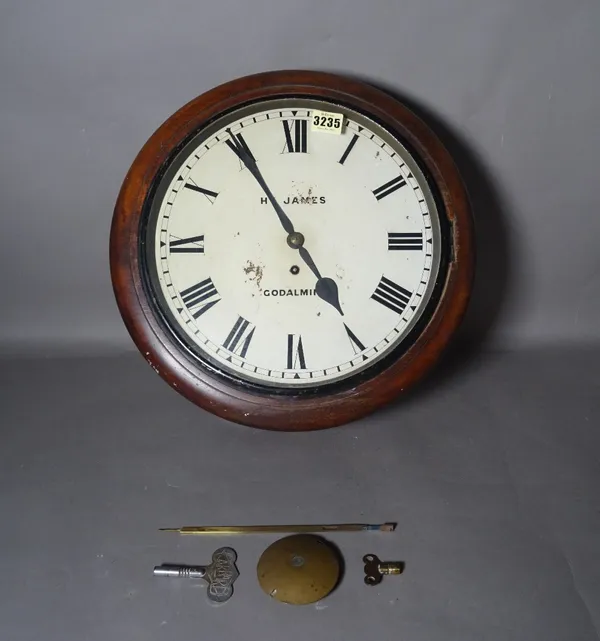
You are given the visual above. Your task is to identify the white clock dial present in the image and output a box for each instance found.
[144,98,443,388]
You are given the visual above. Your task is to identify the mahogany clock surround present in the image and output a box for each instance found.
[110,70,474,431]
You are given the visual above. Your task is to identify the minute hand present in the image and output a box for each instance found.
[225,131,294,235]
[225,130,343,316]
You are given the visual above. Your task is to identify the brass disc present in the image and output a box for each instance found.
[257,535,341,605]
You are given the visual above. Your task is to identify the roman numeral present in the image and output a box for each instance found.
[180,278,220,318]
[373,175,407,200]
[338,133,359,165]
[183,179,218,203]
[282,119,308,153]
[344,324,367,357]
[169,235,204,253]
[371,276,412,315]
[223,316,255,358]
[387,232,423,251]
[287,334,306,369]
[225,130,255,167]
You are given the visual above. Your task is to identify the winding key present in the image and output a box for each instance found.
[153,547,239,603]
[363,553,404,586]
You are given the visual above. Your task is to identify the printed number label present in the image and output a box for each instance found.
[311,110,344,134]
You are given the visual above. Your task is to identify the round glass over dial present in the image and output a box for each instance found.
[142,97,446,389]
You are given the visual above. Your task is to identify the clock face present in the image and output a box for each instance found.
[141,97,447,390]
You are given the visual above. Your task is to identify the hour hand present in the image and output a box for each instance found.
[315,277,343,315]
[298,247,343,316]
[225,129,342,316]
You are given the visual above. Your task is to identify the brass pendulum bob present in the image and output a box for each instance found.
[256,534,341,605]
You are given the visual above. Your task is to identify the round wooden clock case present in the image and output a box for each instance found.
[110,70,474,431]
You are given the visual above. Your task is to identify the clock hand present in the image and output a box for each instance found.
[315,277,344,316]
[299,247,344,316]
[225,130,294,235]
[298,246,321,279]
[226,129,343,316]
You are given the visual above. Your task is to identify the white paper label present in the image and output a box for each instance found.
[311,110,345,134]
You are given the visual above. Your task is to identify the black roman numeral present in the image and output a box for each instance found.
[283,120,308,153]
[371,276,412,315]
[387,232,423,251]
[287,334,306,369]
[225,130,255,167]
[183,179,218,203]
[373,175,407,200]
[338,134,359,165]
[223,316,255,358]
[169,235,204,253]
[180,278,220,318]
[344,324,366,357]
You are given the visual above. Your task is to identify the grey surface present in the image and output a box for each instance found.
[1,0,600,349]
[1,349,599,640]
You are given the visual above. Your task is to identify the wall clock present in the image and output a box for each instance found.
[110,70,474,431]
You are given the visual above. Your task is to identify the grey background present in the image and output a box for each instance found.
[1,0,599,640]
